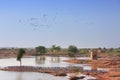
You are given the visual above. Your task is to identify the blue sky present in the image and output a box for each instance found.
[0,0,120,48]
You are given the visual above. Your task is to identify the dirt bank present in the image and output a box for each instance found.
[63,58,120,80]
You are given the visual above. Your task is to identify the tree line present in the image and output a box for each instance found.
[16,45,120,66]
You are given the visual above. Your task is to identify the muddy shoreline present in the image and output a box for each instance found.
[64,58,120,80]
[0,54,120,80]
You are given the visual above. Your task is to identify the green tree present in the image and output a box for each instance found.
[68,45,78,59]
[35,46,46,55]
[51,45,61,54]
[54,46,61,54]
[17,48,25,66]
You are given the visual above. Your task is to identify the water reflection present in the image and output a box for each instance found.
[0,56,99,69]
[16,72,23,80]
[35,56,45,64]
[51,57,60,63]
[35,56,60,65]
[0,71,68,80]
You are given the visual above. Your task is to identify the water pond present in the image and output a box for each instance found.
[0,56,105,80]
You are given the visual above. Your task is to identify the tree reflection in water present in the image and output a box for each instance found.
[51,57,60,63]
[35,56,61,65]
[16,72,23,80]
[35,56,45,64]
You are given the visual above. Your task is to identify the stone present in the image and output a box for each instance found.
[69,76,85,80]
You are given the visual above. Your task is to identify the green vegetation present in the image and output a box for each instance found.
[0,46,120,58]
[69,67,82,73]
[50,45,61,53]
[79,48,89,57]
[35,46,46,55]
[17,48,25,66]
[68,45,78,59]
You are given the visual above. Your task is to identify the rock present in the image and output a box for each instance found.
[69,76,85,80]
[53,73,67,76]
[59,73,67,76]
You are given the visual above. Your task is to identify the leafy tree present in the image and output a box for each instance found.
[51,45,61,54]
[55,46,61,51]
[35,46,46,55]
[68,45,78,59]
[17,48,25,66]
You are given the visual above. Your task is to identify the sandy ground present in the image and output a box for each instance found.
[64,58,120,80]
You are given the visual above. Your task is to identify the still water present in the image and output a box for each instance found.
[0,56,91,80]
[0,71,68,80]
[0,56,90,68]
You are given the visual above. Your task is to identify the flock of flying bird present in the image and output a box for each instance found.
[18,13,58,31]
[18,12,94,31]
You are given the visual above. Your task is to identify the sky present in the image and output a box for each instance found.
[0,0,120,48]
